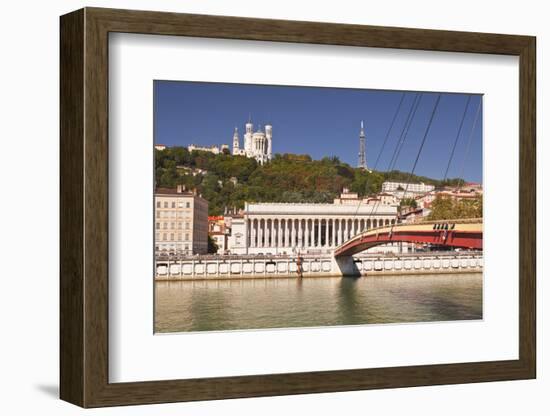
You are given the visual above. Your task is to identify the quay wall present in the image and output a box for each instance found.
[155,252,483,280]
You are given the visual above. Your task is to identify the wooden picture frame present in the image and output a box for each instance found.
[60,7,536,408]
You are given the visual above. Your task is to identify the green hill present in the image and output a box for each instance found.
[155,147,464,215]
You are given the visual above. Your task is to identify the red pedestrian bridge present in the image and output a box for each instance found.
[334,218,483,257]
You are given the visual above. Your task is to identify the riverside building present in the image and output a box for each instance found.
[381,181,435,194]
[155,186,209,255]
[228,189,399,255]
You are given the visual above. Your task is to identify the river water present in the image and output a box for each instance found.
[155,273,482,333]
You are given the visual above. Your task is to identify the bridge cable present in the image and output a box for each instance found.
[386,93,422,175]
[361,92,423,230]
[398,93,442,222]
[364,93,440,232]
[348,92,407,225]
[346,92,420,246]
[400,94,475,210]
[370,92,407,173]
[443,95,472,183]
[455,96,482,192]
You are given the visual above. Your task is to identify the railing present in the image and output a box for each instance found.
[334,218,483,250]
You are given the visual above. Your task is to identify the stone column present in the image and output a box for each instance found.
[257,219,261,248]
[273,219,277,248]
[351,219,356,237]
[270,219,275,248]
[295,218,299,248]
[279,219,283,247]
[326,219,330,247]
[282,219,287,247]
[298,218,304,247]
[291,218,296,248]
[288,218,294,247]
[273,218,279,247]
[317,219,321,247]
[324,219,329,247]
[310,220,314,248]
[309,218,315,247]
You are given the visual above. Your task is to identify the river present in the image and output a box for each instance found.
[155,272,482,333]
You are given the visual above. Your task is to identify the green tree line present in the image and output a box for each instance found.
[428,194,482,220]
[155,147,465,216]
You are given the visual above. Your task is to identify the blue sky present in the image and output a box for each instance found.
[154,81,483,183]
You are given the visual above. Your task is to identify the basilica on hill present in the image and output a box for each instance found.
[232,118,273,165]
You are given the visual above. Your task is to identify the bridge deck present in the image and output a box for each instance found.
[334,220,483,257]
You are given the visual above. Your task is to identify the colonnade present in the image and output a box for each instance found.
[246,216,396,249]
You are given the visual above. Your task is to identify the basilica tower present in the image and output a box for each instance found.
[265,124,273,161]
[244,118,253,154]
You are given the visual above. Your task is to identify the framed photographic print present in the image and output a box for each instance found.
[60,7,536,408]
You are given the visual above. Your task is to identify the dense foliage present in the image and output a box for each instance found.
[380,170,465,188]
[428,195,482,221]
[207,235,219,254]
[155,147,463,215]
[399,198,418,209]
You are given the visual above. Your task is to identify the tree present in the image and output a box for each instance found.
[428,195,455,220]
[207,235,219,254]
[399,198,417,209]
[155,148,461,217]
[428,195,482,220]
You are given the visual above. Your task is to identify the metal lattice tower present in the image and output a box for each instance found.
[358,120,367,169]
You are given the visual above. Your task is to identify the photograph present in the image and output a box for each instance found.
[153,81,483,333]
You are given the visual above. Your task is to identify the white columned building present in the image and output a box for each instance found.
[228,190,399,255]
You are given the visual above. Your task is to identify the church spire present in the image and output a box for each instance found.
[232,126,240,153]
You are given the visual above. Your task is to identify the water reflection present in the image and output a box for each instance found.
[155,273,482,333]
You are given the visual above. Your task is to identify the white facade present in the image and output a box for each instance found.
[227,216,247,253]
[381,181,435,194]
[232,120,272,164]
[211,233,227,254]
[228,197,399,255]
[187,143,229,154]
